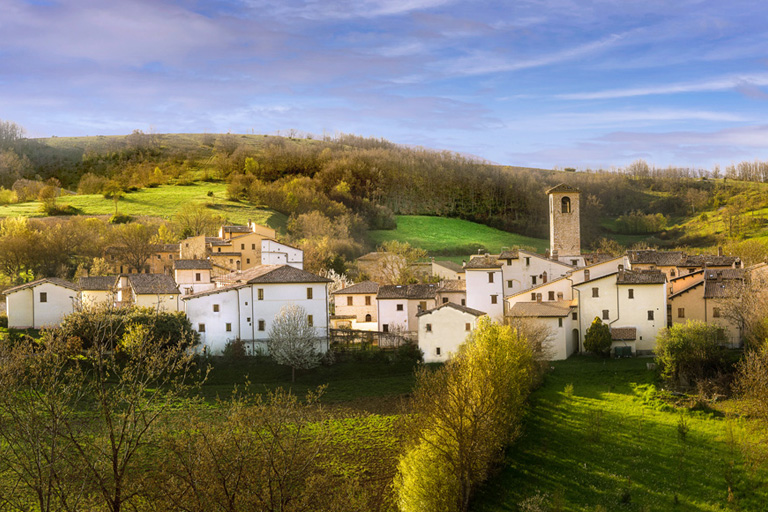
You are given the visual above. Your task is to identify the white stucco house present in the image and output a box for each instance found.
[116,274,181,312]
[497,249,575,297]
[376,283,438,336]
[182,264,331,355]
[174,259,216,296]
[4,278,78,329]
[417,302,487,363]
[463,255,504,321]
[507,301,577,360]
[78,276,118,307]
[261,239,304,269]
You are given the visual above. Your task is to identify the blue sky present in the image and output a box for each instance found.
[2,0,768,170]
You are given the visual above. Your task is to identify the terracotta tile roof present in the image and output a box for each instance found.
[417,302,486,318]
[153,243,181,252]
[704,268,743,280]
[680,254,741,267]
[508,301,572,318]
[78,276,118,291]
[206,237,231,246]
[433,260,466,273]
[437,279,466,292]
[377,283,438,300]
[126,274,180,295]
[184,265,330,300]
[628,250,685,266]
[464,255,502,269]
[617,270,666,285]
[546,183,581,194]
[332,281,380,295]
[611,327,637,341]
[222,225,252,233]
[4,277,78,294]
[498,250,519,260]
[174,259,213,270]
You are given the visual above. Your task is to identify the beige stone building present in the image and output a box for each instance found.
[547,183,581,260]
[331,281,380,330]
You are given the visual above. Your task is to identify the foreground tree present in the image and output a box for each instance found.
[395,318,537,512]
[583,317,612,356]
[655,321,728,388]
[268,304,324,382]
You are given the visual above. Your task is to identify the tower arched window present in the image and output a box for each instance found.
[561,196,571,213]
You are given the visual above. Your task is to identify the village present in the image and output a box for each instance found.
[5,183,758,363]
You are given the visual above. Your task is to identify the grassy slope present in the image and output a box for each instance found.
[369,215,548,257]
[474,357,768,512]
[0,183,287,231]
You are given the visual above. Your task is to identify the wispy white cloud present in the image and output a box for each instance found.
[558,74,768,100]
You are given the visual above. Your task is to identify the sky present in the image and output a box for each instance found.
[2,0,768,170]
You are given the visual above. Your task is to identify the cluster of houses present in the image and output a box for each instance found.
[4,184,761,362]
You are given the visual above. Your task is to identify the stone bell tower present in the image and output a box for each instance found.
[547,184,581,258]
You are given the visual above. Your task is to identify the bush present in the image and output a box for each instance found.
[584,317,612,356]
[0,313,7,328]
[221,338,247,362]
[395,340,423,363]
[655,321,728,388]
[109,213,133,224]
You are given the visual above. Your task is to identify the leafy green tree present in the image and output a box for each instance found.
[655,321,728,388]
[583,317,612,356]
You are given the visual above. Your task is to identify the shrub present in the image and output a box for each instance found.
[0,313,7,328]
[221,338,247,362]
[109,213,133,224]
[655,321,728,388]
[584,317,612,356]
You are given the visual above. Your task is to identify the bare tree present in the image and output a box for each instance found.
[172,202,226,238]
[268,305,324,382]
[109,222,158,273]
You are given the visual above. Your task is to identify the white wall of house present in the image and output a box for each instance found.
[574,275,619,342]
[175,268,216,295]
[7,283,77,329]
[499,252,572,296]
[261,240,304,269]
[134,293,180,312]
[418,308,483,363]
[569,256,628,286]
[184,282,329,354]
[537,316,577,361]
[80,290,114,308]
[506,277,574,311]
[616,283,667,353]
[334,293,377,323]
[465,268,503,320]
[377,299,410,333]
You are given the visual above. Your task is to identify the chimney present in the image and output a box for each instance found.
[462,260,466,268]
[545,249,550,259]
[618,264,624,271]
[552,250,559,260]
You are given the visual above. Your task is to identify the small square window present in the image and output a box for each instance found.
[426,323,432,332]
[39,292,47,303]
[258,289,264,300]
[628,289,634,299]
[436,347,441,356]
[507,280,513,288]
[648,310,655,321]
[347,296,353,306]
[548,291,555,301]
[465,323,471,331]
[419,301,427,311]
[225,323,232,332]
[491,295,498,304]
[602,309,609,320]
[365,296,371,306]
[252,244,256,250]
[241,244,245,250]
[195,272,201,282]
[558,318,563,328]
[258,320,265,331]
[213,304,219,312]
[198,323,206,332]
[307,315,313,326]
[488,272,494,283]
[246,258,250,264]
[713,307,721,318]
[307,287,313,300]
[532,276,537,285]
[572,312,577,320]
[592,288,599,298]
[442,297,449,304]
[531,293,537,300]
[678,308,685,318]
[461,299,466,306]
[396,304,404,311]
[383,324,389,333]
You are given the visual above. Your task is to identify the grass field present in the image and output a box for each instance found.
[369,215,548,256]
[473,357,768,512]
[0,183,287,231]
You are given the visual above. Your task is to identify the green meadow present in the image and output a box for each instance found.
[369,215,549,256]
[474,357,768,512]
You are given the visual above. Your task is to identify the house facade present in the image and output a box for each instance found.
[331,280,379,330]
[4,278,78,329]
[377,283,438,335]
[463,255,503,320]
[417,303,486,363]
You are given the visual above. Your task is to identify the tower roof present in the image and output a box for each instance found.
[546,183,580,194]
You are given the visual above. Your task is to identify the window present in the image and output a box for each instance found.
[157,254,161,259]
[532,276,537,285]
[347,296,353,306]
[461,299,466,306]
[198,323,206,332]
[670,270,676,277]
[396,304,404,311]
[465,323,471,331]
[426,323,432,332]
[442,297,449,304]
[251,244,256,250]
[531,293,536,300]
[241,244,245,250]
[247,317,251,323]
[572,312,577,320]
[647,310,655,321]
[557,292,564,300]
[561,196,571,213]
[213,304,219,312]
[365,314,371,322]
[195,272,201,282]
[491,295,498,304]
[39,292,47,303]
[571,259,578,266]
[225,323,232,332]
[383,324,389,333]
[230,259,233,264]
[713,307,721,318]
[592,287,599,298]
[217,248,221,252]
[436,347,441,356]
[602,309,609,320]
[258,320,265,331]
[678,308,685,318]
[365,296,371,306]
[525,257,530,266]
[507,280,513,288]
[258,288,264,300]
[246,258,250,264]
[548,291,555,301]
[419,301,427,311]
[488,272,494,283]
[558,318,563,328]
[536,293,542,302]
[307,315,313,326]
[306,287,313,299]
[628,289,634,299]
